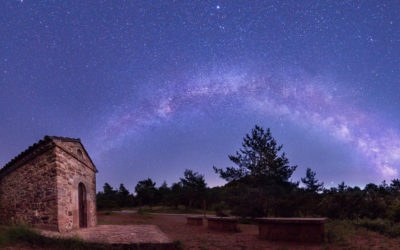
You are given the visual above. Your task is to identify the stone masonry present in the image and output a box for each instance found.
[0,136,97,232]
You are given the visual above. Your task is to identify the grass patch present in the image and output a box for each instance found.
[325,220,357,245]
[139,206,215,215]
[354,218,400,237]
[0,225,105,249]
[325,219,400,247]
[388,223,400,237]
[103,211,117,216]
[354,218,389,234]
[0,225,183,249]
[133,209,154,218]
[237,218,257,225]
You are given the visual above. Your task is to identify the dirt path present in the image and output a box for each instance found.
[99,212,325,249]
[99,211,400,249]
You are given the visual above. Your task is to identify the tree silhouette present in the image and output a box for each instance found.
[118,183,129,197]
[135,178,157,208]
[103,182,116,196]
[118,183,131,207]
[97,183,119,209]
[157,181,170,206]
[301,168,324,193]
[180,169,207,208]
[213,125,297,182]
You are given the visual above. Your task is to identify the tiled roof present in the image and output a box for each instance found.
[49,136,98,172]
[47,135,81,143]
[0,135,97,178]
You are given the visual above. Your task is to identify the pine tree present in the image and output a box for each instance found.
[135,178,156,208]
[213,125,297,182]
[180,169,207,208]
[301,168,324,193]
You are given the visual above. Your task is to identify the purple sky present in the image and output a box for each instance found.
[1,1,399,192]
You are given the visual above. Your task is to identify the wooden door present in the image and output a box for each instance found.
[78,183,87,228]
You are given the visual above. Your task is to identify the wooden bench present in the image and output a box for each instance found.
[186,216,203,226]
[257,218,326,243]
[207,217,238,232]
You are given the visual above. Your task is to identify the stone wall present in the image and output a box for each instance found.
[0,136,97,233]
[0,146,59,231]
[55,143,97,233]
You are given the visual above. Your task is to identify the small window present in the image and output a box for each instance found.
[77,149,83,158]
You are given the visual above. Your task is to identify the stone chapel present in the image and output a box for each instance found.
[0,136,97,232]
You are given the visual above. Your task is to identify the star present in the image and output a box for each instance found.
[0,0,399,189]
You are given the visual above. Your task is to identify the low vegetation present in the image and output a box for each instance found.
[0,225,183,249]
[354,218,400,237]
[0,225,105,250]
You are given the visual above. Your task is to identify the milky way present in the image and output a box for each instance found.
[96,64,400,180]
[1,1,399,189]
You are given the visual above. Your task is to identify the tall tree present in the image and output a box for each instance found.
[213,125,297,182]
[170,182,183,209]
[213,125,298,217]
[135,178,157,208]
[157,181,170,206]
[118,183,131,207]
[390,179,400,193]
[180,169,207,208]
[103,182,116,196]
[301,168,324,193]
[118,183,129,197]
[96,183,118,209]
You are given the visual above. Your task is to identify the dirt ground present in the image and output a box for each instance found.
[98,212,400,249]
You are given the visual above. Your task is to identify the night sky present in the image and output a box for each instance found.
[1,1,399,191]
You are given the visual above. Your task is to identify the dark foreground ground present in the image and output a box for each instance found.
[97,211,400,249]
[2,210,400,249]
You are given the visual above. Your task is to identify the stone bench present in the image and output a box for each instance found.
[257,218,326,243]
[186,216,203,226]
[207,217,238,232]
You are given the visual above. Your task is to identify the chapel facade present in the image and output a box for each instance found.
[0,136,97,232]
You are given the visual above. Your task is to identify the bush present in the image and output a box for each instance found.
[97,199,119,210]
[387,223,400,237]
[388,202,400,223]
[173,240,184,250]
[0,226,8,246]
[354,218,400,238]
[325,220,356,244]
[354,218,390,234]
[214,201,229,217]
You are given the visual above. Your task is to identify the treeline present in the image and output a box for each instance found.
[97,169,207,210]
[97,125,400,222]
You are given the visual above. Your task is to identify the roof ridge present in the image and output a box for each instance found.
[0,135,83,176]
[46,135,81,142]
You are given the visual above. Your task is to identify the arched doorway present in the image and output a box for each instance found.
[78,183,87,228]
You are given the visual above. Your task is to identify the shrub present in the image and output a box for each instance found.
[387,223,400,237]
[325,220,355,244]
[173,240,184,250]
[388,202,400,223]
[354,218,390,234]
[354,218,400,238]
[214,201,229,217]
